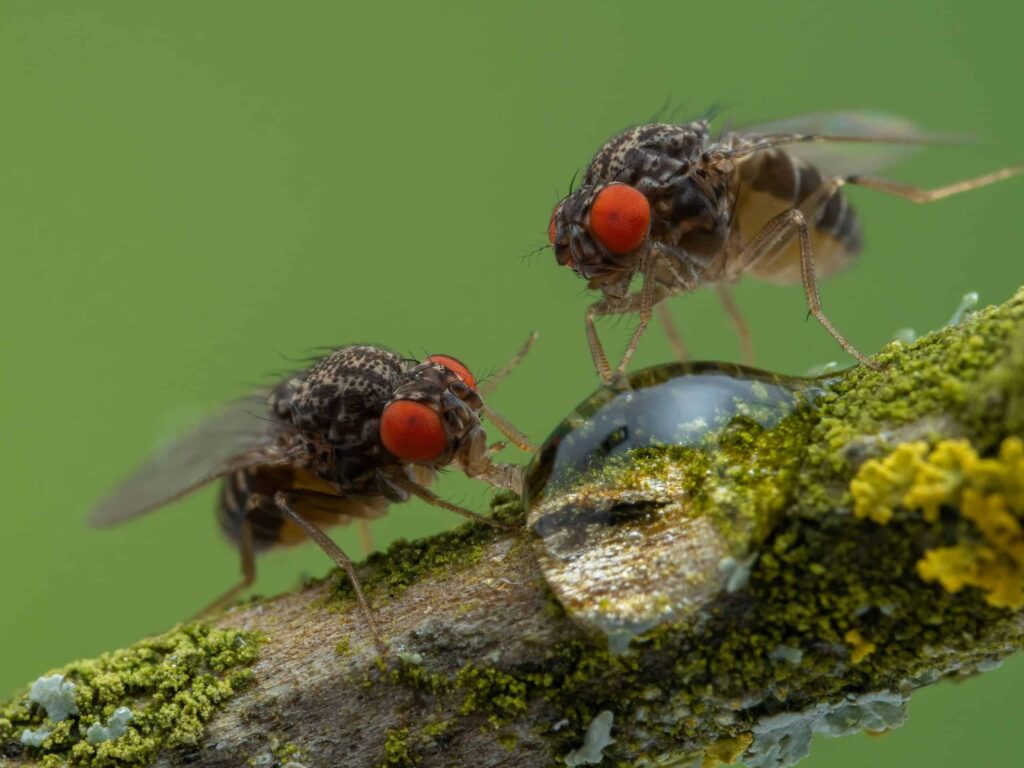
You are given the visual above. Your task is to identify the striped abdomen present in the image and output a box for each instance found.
[218,465,389,552]
[730,148,863,285]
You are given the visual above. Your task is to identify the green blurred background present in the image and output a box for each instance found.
[2,0,1021,764]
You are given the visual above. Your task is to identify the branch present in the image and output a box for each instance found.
[4,288,1024,768]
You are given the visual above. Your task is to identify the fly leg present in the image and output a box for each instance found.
[356,520,374,556]
[386,469,518,529]
[585,253,660,382]
[480,406,535,453]
[195,515,256,617]
[585,300,617,383]
[715,284,755,365]
[734,183,879,369]
[476,332,536,453]
[273,491,386,656]
[586,290,657,383]
[617,251,660,377]
[479,331,538,398]
[737,164,1024,367]
[656,303,689,362]
[845,165,1024,202]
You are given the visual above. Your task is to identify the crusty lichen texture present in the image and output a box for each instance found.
[4,288,1024,768]
[853,437,1024,608]
[0,624,261,768]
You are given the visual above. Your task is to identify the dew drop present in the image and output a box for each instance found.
[524,362,826,650]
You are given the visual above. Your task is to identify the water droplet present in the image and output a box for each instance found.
[524,362,824,651]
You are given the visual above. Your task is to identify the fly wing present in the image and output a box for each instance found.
[91,393,303,526]
[736,111,962,177]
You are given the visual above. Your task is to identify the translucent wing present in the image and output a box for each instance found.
[91,393,303,527]
[736,111,960,177]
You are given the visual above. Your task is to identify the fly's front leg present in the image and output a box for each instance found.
[585,300,616,383]
[456,425,525,496]
[586,288,657,383]
[480,404,535,453]
[479,331,538,398]
[736,195,879,369]
[616,251,660,377]
[656,303,689,362]
[385,468,516,530]
[715,284,755,365]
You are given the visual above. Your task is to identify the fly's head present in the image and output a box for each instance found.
[548,182,652,296]
[378,354,485,469]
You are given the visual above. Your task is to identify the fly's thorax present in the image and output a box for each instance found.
[584,122,709,186]
[267,345,414,489]
[282,345,411,441]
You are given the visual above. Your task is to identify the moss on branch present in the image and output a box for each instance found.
[3,288,1024,768]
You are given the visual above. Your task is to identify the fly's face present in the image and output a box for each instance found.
[379,355,484,467]
[548,182,652,292]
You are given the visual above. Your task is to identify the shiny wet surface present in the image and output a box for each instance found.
[524,362,826,650]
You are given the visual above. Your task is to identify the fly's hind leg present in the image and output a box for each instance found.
[273,491,386,656]
[195,514,256,618]
[735,189,879,369]
[846,164,1024,203]
[746,164,1024,368]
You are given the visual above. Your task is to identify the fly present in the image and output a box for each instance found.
[91,337,536,654]
[547,112,1023,381]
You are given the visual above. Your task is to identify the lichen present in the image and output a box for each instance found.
[0,624,262,767]
[701,732,753,768]
[851,437,1024,607]
[380,728,417,767]
[741,692,907,768]
[27,675,79,723]
[85,707,133,745]
[377,721,452,768]
[843,630,876,664]
[564,710,615,766]
[325,491,523,612]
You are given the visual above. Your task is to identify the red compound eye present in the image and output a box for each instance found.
[380,400,447,462]
[425,354,477,389]
[590,184,650,254]
[548,204,560,245]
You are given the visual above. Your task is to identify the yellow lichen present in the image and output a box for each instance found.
[701,732,753,768]
[850,442,929,524]
[852,437,1024,608]
[843,629,876,664]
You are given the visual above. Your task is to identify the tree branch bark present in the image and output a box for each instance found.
[4,288,1024,768]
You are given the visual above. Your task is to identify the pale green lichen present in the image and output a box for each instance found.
[0,624,262,767]
[85,706,133,745]
[27,675,79,723]
[565,710,615,766]
[741,691,907,768]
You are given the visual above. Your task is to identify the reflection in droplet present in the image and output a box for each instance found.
[524,362,827,652]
